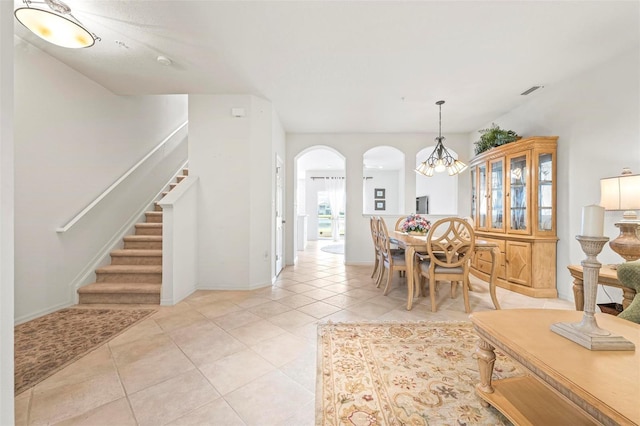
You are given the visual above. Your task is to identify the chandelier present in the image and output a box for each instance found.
[415,100,467,177]
[14,0,100,49]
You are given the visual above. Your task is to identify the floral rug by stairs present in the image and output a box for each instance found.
[14,307,156,395]
[316,321,524,425]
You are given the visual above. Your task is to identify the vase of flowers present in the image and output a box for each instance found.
[401,214,431,235]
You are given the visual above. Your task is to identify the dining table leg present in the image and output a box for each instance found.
[405,245,416,310]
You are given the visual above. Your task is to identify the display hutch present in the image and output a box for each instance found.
[469,136,558,297]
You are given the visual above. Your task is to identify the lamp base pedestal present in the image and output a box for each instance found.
[609,221,640,262]
[550,321,635,351]
[550,235,635,351]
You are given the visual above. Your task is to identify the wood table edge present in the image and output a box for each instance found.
[470,310,638,426]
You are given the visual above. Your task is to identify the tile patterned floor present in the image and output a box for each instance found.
[15,240,573,425]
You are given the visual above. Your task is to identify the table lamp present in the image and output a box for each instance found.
[599,168,640,262]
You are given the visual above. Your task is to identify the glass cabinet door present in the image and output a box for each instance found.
[508,154,529,233]
[470,167,476,224]
[537,152,554,232]
[489,159,504,232]
[478,163,487,229]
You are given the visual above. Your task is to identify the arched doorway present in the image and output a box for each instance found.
[295,147,346,257]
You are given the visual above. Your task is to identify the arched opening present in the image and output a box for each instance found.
[295,147,346,256]
[415,146,459,215]
[363,146,404,215]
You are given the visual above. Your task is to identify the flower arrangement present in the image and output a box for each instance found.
[401,214,431,234]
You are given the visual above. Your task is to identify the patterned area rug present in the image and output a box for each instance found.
[14,307,156,395]
[316,321,523,425]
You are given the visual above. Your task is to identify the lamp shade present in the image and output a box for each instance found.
[600,173,640,211]
[15,7,95,48]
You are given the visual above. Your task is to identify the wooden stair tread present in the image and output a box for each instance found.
[78,283,161,294]
[110,249,162,257]
[123,235,162,241]
[96,265,162,274]
[135,223,162,228]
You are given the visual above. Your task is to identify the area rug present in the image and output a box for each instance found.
[316,321,523,425]
[321,243,344,255]
[14,307,156,395]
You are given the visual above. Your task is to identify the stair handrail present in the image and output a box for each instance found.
[56,121,188,233]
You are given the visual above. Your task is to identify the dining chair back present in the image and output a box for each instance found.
[459,216,475,240]
[369,216,382,280]
[377,217,407,294]
[417,217,476,313]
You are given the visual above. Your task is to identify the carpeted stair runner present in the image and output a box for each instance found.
[77,168,188,304]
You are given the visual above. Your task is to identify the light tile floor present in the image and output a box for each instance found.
[15,240,573,425]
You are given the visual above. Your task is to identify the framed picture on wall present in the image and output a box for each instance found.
[375,200,386,211]
[374,188,385,199]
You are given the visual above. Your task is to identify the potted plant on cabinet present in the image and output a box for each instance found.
[474,123,520,155]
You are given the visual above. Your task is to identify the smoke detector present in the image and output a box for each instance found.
[156,56,172,66]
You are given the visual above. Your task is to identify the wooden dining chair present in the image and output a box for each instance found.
[415,217,475,313]
[369,216,382,281]
[376,217,407,294]
[394,216,407,231]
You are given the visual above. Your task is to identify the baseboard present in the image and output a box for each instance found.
[161,283,196,306]
[345,260,374,266]
[196,280,272,291]
[15,300,72,325]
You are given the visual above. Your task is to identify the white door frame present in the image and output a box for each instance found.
[275,155,284,276]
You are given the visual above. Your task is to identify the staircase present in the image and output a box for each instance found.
[77,169,188,304]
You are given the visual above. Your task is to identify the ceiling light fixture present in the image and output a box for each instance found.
[14,0,99,49]
[415,100,467,177]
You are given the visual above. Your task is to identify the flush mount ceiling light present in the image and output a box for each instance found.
[415,100,468,177]
[14,0,100,48]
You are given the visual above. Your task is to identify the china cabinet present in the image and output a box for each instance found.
[469,136,558,297]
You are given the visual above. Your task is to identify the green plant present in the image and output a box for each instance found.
[474,123,520,155]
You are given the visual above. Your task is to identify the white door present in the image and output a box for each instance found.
[275,155,284,276]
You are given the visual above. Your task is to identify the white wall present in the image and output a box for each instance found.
[13,40,188,322]
[363,170,401,215]
[472,47,640,302]
[1,4,15,422]
[159,176,199,305]
[285,133,470,265]
[190,95,283,289]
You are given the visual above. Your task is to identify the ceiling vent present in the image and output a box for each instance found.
[520,86,543,96]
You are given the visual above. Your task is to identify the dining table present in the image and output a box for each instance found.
[390,231,501,311]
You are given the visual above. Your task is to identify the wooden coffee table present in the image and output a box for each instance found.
[470,309,640,426]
